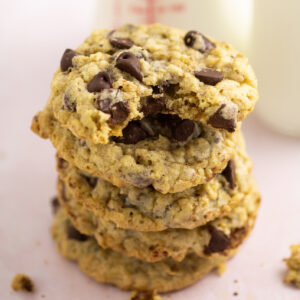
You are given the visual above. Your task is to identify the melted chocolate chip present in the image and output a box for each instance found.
[141,96,166,116]
[82,175,98,188]
[172,119,195,142]
[184,31,215,53]
[57,157,67,170]
[60,49,79,72]
[51,197,60,215]
[116,52,143,81]
[95,98,112,114]
[87,71,112,93]
[195,68,224,86]
[204,225,231,254]
[222,160,236,189]
[208,104,236,132]
[152,81,170,94]
[109,37,134,49]
[113,121,148,144]
[63,95,76,112]
[66,223,88,241]
[110,102,129,124]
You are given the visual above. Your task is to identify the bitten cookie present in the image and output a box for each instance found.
[41,24,258,144]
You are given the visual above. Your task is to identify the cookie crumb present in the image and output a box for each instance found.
[284,244,300,288]
[130,290,162,300]
[11,273,34,292]
[217,263,227,276]
[234,279,238,283]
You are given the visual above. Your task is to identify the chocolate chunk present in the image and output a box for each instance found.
[110,102,129,124]
[51,197,60,215]
[116,52,143,81]
[152,81,170,94]
[109,37,134,49]
[208,104,236,132]
[66,223,88,241]
[82,175,98,188]
[113,121,148,144]
[141,96,166,116]
[222,160,236,189]
[87,71,112,93]
[60,49,79,72]
[195,68,224,86]
[57,157,67,170]
[95,98,112,114]
[172,119,195,142]
[204,225,231,254]
[184,31,215,53]
[63,95,76,112]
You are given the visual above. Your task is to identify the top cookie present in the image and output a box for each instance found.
[47,23,258,144]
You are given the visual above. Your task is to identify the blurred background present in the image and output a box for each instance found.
[1,1,300,299]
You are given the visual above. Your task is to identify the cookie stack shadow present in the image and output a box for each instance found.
[31,24,260,293]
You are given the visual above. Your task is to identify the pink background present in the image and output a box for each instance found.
[1,1,300,299]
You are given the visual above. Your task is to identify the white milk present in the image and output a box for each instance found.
[250,0,300,137]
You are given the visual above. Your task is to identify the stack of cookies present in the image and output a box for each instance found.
[31,24,260,293]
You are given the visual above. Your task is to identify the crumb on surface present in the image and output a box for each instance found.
[130,290,162,300]
[233,291,238,296]
[284,244,300,288]
[11,273,34,292]
[217,263,227,276]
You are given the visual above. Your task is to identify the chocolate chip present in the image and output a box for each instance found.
[57,157,67,170]
[152,81,170,94]
[60,49,79,72]
[66,223,88,241]
[109,37,134,49]
[87,71,112,93]
[51,197,60,215]
[63,95,76,112]
[116,52,143,81]
[195,68,224,86]
[82,175,98,188]
[204,225,231,254]
[113,121,148,144]
[222,160,236,189]
[172,119,195,142]
[141,96,166,116]
[95,98,112,114]
[208,104,236,132]
[184,31,215,53]
[110,102,129,124]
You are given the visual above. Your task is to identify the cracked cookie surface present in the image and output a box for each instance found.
[57,176,260,262]
[42,24,257,144]
[51,209,238,293]
[56,138,251,231]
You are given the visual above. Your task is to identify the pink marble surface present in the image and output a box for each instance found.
[1,1,300,299]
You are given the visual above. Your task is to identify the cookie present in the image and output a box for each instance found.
[56,139,251,231]
[57,176,260,262]
[41,24,257,144]
[32,105,242,194]
[52,209,238,293]
[284,244,300,288]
